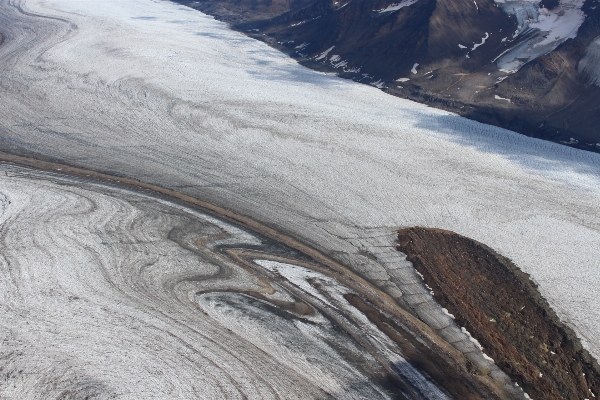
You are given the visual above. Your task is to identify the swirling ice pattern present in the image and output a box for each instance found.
[0,166,450,399]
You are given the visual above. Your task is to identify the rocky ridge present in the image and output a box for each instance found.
[397,227,600,400]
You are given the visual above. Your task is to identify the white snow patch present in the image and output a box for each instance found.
[315,45,335,61]
[495,0,585,71]
[290,15,322,27]
[396,77,410,82]
[495,94,511,102]
[442,308,455,319]
[370,80,385,89]
[461,327,484,351]
[343,66,361,73]
[332,60,348,68]
[376,0,419,13]
[471,32,489,51]
[561,138,579,145]
[458,44,468,49]
[337,1,352,9]
[492,45,516,62]
[474,0,479,10]
[411,63,419,74]
[327,55,348,68]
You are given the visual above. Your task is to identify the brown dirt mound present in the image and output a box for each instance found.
[397,227,600,400]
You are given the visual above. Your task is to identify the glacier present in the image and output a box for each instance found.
[0,0,599,396]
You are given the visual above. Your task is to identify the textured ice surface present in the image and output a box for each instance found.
[1,166,434,399]
[0,0,599,369]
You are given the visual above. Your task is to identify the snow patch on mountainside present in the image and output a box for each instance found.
[471,32,489,51]
[494,0,585,72]
[376,0,420,13]
[315,45,335,61]
[579,36,600,87]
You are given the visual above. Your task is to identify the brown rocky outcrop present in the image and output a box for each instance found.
[397,227,600,400]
